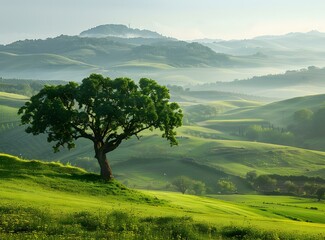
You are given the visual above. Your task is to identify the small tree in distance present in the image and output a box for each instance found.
[217,179,237,193]
[171,176,193,194]
[316,187,325,201]
[18,74,183,180]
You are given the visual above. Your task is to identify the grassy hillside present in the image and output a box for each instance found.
[221,93,325,126]
[0,153,324,239]
[0,92,27,132]
[0,91,28,107]
[112,132,325,184]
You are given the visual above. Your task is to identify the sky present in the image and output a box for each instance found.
[1,0,325,44]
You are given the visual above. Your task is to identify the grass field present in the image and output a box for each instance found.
[0,153,324,239]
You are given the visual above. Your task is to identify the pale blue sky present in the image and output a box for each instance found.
[1,0,325,44]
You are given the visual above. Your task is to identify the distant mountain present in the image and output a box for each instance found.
[0,34,242,80]
[190,38,223,43]
[2,27,325,82]
[199,31,325,55]
[80,24,165,39]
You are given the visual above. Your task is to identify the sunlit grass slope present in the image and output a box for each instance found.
[0,153,324,239]
[222,93,325,126]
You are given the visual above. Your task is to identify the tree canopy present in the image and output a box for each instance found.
[19,74,183,180]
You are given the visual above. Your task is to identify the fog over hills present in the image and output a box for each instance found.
[199,30,325,55]
[195,66,325,99]
[1,24,325,89]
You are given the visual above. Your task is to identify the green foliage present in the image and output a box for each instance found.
[316,187,325,201]
[284,180,298,194]
[19,74,182,150]
[191,180,206,195]
[246,171,257,182]
[184,104,218,123]
[171,176,206,195]
[0,206,218,240]
[288,109,313,138]
[18,74,182,179]
[245,124,295,146]
[248,174,325,197]
[171,176,194,194]
[254,175,277,192]
[312,107,325,137]
[0,205,322,239]
[217,179,237,193]
[303,182,319,196]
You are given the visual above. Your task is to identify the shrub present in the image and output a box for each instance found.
[217,179,237,193]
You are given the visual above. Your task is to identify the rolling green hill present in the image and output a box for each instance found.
[0,153,324,239]
[0,92,27,132]
[222,93,325,126]
[0,89,324,193]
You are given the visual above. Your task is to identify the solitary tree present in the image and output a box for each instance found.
[171,176,193,194]
[316,187,325,201]
[18,74,183,180]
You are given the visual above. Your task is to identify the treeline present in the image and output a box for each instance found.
[167,176,238,195]
[240,107,325,150]
[246,171,325,201]
[0,78,66,96]
[288,107,325,139]
[244,124,295,146]
[199,66,325,89]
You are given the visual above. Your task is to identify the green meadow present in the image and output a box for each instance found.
[0,153,324,239]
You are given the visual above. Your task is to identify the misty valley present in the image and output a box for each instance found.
[0,24,325,240]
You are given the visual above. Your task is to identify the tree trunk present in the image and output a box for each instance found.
[95,148,113,181]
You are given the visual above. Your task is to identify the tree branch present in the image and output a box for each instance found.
[71,124,95,141]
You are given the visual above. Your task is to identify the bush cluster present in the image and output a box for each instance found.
[246,171,325,200]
